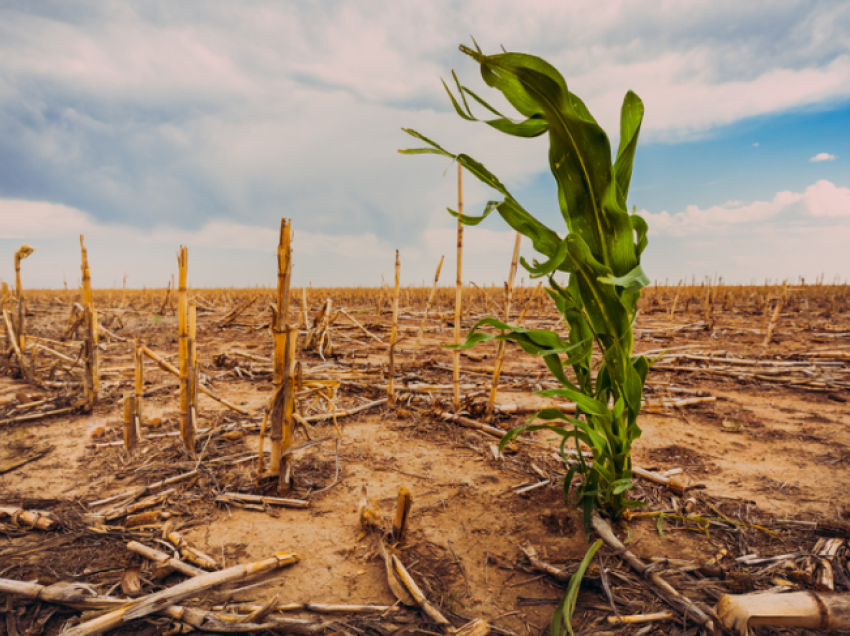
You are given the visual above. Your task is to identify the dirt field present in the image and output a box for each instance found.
[1,283,849,636]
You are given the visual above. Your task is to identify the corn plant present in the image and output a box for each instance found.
[401,43,651,531]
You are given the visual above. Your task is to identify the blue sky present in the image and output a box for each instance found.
[0,1,848,289]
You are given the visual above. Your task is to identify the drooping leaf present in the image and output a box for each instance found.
[630,213,649,259]
[539,387,608,417]
[597,263,650,293]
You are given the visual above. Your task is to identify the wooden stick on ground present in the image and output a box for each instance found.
[62,552,299,636]
[392,554,452,629]
[0,402,86,427]
[519,543,572,581]
[300,397,387,423]
[607,612,674,625]
[590,513,715,632]
[212,602,403,615]
[486,232,521,420]
[102,489,175,522]
[164,525,219,571]
[215,492,310,509]
[338,310,385,344]
[127,541,206,578]
[218,295,257,327]
[0,576,326,634]
[87,470,198,509]
[718,590,850,635]
[414,255,444,356]
[0,506,56,530]
[140,345,249,415]
[388,249,400,407]
[454,163,463,411]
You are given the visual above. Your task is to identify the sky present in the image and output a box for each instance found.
[0,1,848,290]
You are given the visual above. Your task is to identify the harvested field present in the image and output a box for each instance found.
[1,276,849,636]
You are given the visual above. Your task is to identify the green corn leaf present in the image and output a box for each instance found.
[458,83,550,137]
[630,213,649,259]
[632,355,650,385]
[443,330,497,350]
[563,463,580,508]
[498,425,527,451]
[484,115,550,137]
[612,478,634,496]
[539,387,608,416]
[442,77,476,121]
[496,198,565,263]
[443,73,550,138]
[613,91,644,203]
[597,263,650,292]
[612,397,625,420]
[457,80,507,118]
[401,133,566,263]
[566,233,630,338]
[552,539,604,636]
[521,237,573,278]
[399,128,453,156]
[456,48,646,280]
[447,200,499,226]
[590,460,615,484]
[542,352,582,392]
[461,47,561,119]
[533,407,575,422]
[623,364,644,415]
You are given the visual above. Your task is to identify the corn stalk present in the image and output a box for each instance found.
[401,43,651,532]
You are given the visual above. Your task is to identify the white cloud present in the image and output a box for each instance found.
[0,197,532,288]
[0,199,395,259]
[803,180,850,217]
[810,152,838,162]
[573,51,850,141]
[642,179,850,237]
[0,199,92,239]
[4,4,846,145]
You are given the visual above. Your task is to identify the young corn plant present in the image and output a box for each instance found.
[401,43,651,532]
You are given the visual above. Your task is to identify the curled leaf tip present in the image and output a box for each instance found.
[459,44,484,62]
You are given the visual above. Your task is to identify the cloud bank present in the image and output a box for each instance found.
[0,1,848,287]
